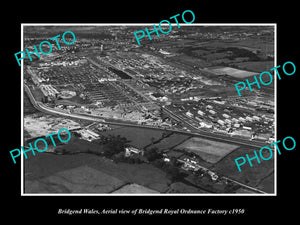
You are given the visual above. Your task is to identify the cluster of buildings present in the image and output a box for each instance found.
[123,145,220,182]
[39,84,59,97]
[98,52,188,80]
[177,156,219,181]
[75,128,100,142]
[74,123,112,142]
[167,97,274,141]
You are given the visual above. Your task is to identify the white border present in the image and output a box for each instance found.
[21,23,277,196]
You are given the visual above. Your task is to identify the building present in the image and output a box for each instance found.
[243,126,252,131]
[245,116,253,122]
[199,121,213,129]
[213,100,225,105]
[233,123,240,128]
[197,110,204,116]
[75,128,100,142]
[224,119,231,124]
[217,119,225,126]
[222,113,230,119]
[40,84,59,97]
[209,110,216,115]
[186,111,194,118]
[178,157,201,172]
[252,115,260,121]
[207,171,219,181]
[125,147,144,157]
[238,117,246,122]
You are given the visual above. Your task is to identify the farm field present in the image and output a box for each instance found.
[146,133,190,150]
[211,146,274,192]
[167,182,208,193]
[100,127,165,149]
[25,165,126,193]
[195,39,274,55]
[255,172,274,193]
[174,137,239,164]
[54,137,108,155]
[24,151,171,193]
[207,66,259,78]
[170,54,209,68]
[24,92,39,115]
[199,85,241,98]
[89,160,170,193]
[112,183,159,194]
[230,61,274,73]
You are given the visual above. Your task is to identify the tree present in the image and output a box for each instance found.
[153,158,165,168]
[95,134,131,158]
[73,132,82,138]
[144,147,161,162]
[150,137,155,146]
[165,165,182,182]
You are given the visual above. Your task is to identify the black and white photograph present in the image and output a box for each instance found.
[21,24,276,195]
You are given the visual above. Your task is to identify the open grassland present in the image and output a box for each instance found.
[230,61,274,73]
[89,159,170,193]
[24,92,39,115]
[54,137,108,154]
[174,137,239,164]
[146,133,190,150]
[211,146,274,192]
[24,152,171,193]
[255,172,274,193]
[112,183,159,194]
[101,127,165,149]
[25,165,126,193]
[208,66,259,78]
[196,39,274,55]
[167,182,208,193]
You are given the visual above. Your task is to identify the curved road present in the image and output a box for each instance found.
[25,84,265,149]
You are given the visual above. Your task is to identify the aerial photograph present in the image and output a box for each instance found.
[23,24,275,194]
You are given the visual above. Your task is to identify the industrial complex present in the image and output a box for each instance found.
[23,25,275,194]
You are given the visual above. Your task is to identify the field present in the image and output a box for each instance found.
[112,183,159,193]
[167,182,208,193]
[255,172,274,193]
[194,39,274,56]
[211,146,274,192]
[207,66,259,78]
[24,151,171,193]
[55,137,108,154]
[231,61,274,73]
[174,137,239,164]
[25,165,126,193]
[198,85,241,98]
[163,34,274,69]
[100,127,165,149]
[24,92,39,115]
[89,159,171,192]
[146,133,190,150]
[171,54,209,68]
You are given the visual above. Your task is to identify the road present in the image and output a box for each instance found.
[25,83,265,148]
